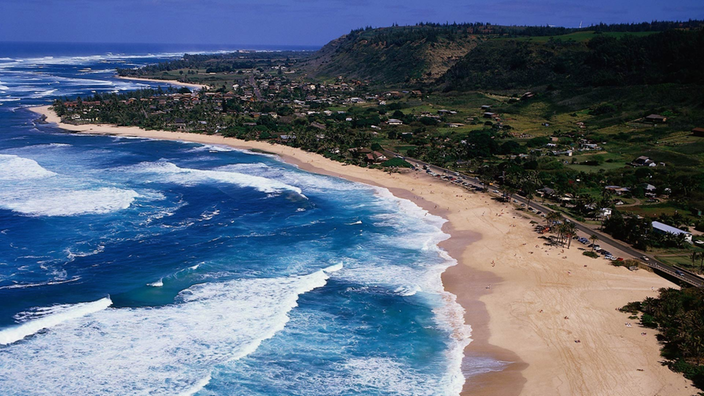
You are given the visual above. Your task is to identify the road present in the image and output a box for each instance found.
[391,153,704,288]
[249,74,262,101]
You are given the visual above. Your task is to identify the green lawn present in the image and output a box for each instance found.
[655,255,703,272]
[503,31,659,43]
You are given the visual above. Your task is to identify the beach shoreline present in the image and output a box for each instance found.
[115,75,209,91]
[29,105,694,396]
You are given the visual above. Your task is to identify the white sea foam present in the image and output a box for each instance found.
[217,162,366,195]
[186,143,236,153]
[0,187,140,216]
[30,89,57,98]
[126,161,304,196]
[343,357,427,394]
[0,154,56,180]
[0,265,341,395]
[0,277,81,291]
[65,245,104,261]
[0,297,112,345]
[359,186,472,395]
[147,278,164,287]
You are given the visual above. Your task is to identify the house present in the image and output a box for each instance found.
[605,185,630,195]
[310,122,327,130]
[652,221,693,243]
[645,114,667,123]
[171,118,187,130]
[483,112,495,119]
[481,105,492,110]
[641,183,656,192]
[692,127,704,137]
[387,119,403,126]
[447,123,465,128]
[372,151,387,162]
[600,208,612,218]
[537,187,556,197]
[632,156,656,167]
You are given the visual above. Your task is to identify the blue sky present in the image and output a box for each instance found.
[1,0,702,46]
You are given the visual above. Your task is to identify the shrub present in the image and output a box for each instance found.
[381,158,412,168]
[583,251,599,258]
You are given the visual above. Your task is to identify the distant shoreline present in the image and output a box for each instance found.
[115,75,209,91]
[29,105,693,396]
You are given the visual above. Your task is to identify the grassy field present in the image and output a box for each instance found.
[503,31,659,43]
[656,255,703,272]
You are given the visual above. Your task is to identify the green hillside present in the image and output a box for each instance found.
[440,29,704,91]
[304,24,491,84]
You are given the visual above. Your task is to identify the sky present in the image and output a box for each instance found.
[1,0,703,47]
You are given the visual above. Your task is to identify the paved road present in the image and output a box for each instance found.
[249,74,262,101]
[392,153,704,288]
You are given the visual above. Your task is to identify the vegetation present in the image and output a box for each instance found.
[440,29,704,91]
[623,288,704,390]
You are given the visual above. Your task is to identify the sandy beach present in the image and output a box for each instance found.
[115,76,209,91]
[30,105,694,395]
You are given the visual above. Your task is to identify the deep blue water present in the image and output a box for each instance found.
[0,43,487,395]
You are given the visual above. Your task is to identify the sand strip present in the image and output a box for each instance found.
[28,105,694,396]
[115,76,208,91]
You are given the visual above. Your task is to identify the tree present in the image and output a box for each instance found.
[589,234,599,251]
[563,222,577,249]
[546,211,563,229]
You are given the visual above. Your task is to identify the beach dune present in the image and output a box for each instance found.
[30,105,693,395]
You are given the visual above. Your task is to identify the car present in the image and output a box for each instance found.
[641,256,650,261]
[675,270,684,276]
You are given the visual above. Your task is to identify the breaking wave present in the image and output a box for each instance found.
[0,266,341,395]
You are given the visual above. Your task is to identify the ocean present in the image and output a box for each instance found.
[0,43,491,395]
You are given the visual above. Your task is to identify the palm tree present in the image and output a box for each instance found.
[546,211,563,228]
[564,222,577,249]
[589,234,599,251]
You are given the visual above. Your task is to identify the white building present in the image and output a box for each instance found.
[652,221,693,243]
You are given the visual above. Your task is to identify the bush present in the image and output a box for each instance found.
[583,251,599,258]
[381,158,412,168]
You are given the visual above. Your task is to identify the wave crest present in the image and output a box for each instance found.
[0,266,340,395]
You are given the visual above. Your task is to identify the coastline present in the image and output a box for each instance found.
[115,76,209,91]
[29,105,694,395]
